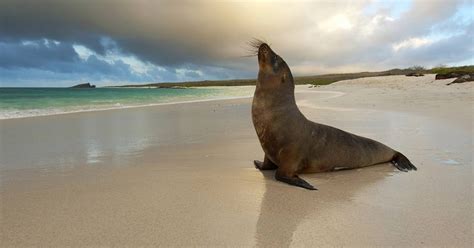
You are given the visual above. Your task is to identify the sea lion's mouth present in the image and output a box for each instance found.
[247,39,273,68]
[258,43,281,74]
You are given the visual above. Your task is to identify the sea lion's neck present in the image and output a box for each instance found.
[255,72,297,107]
[253,75,299,112]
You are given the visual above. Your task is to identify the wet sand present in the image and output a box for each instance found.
[1,75,472,247]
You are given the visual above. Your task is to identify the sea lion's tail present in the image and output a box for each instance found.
[391,152,417,171]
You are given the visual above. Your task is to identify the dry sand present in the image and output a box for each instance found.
[1,74,472,247]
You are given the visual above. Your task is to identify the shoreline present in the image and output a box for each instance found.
[0,84,339,121]
[1,74,466,120]
[0,95,254,121]
[0,85,258,120]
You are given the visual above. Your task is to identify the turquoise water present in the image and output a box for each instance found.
[0,87,255,119]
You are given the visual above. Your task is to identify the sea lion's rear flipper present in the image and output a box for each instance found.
[391,152,417,171]
[275,170,317,190]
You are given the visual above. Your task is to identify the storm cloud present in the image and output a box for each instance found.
[0,0,472,86]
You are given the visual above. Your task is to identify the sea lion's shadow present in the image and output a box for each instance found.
[254,164,393,247]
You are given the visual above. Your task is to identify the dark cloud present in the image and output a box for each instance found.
[0,38,254,86]
[0,39,157,86]
[0,0,246,66]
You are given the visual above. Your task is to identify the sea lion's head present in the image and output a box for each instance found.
[252,41,294,89]
[257,43,284,72]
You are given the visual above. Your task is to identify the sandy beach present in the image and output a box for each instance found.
[1,75,472,247]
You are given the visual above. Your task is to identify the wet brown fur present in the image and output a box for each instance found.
[251,43,417,190]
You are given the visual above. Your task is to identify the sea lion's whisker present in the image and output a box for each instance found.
[245,38,267,57]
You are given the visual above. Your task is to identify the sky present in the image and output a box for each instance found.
[0,0,472,87]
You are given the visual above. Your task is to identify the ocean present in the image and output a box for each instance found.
[0,86,255,119]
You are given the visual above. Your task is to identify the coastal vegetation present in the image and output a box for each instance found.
[430,65,474,75]
[111,65,473,88]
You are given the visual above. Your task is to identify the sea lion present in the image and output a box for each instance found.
[251,42,417,190]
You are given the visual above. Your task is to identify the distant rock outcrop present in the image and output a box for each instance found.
[435,71,474,85]
[70,83,96,88]
[446,74,474,85]
[435,72,461,80]
[405,72,424,77]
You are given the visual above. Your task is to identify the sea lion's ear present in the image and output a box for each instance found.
[281,73,286,84]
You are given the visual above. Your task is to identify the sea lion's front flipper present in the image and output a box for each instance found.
[254,155,278,170]
[275,169,317,190]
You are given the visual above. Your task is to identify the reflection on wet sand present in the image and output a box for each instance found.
[255,165,393,247]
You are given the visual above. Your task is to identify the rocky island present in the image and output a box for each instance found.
[70,83,96,88]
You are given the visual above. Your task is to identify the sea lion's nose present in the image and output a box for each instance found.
[258,44,271,63]
[259,43,270,54]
